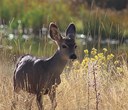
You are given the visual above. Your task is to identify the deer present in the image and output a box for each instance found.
[13,22,77,110]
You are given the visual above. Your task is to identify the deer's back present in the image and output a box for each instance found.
[14,55,51,94]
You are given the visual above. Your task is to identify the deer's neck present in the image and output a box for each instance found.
[47,49,68,74]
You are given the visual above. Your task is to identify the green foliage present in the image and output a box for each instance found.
[22,8,44,28]
[0,0,74,31]
[0,0,128,39]
[1,35,56,58]
[83,11,124,39]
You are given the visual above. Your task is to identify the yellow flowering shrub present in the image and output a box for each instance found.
[80,48,123,74]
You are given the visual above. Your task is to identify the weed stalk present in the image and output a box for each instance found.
[92,63,99,110]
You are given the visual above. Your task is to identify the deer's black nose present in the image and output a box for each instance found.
[69,54,77,59]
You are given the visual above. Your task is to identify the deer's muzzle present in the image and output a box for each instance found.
[69,54,77,59]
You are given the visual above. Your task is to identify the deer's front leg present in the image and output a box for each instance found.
[36,93,44,110]
[48,85,57,110]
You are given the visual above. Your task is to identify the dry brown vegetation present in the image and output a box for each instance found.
[0,53,128,110]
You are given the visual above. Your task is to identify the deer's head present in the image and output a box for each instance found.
[49,22,77,60]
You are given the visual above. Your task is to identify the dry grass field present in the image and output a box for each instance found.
[0,49,128,110]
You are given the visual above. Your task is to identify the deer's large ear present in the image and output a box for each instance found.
[49,22,62,41]
[66,23,76,39]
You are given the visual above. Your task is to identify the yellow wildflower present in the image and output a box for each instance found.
[90,58,95,62]
[97,53,105,61]
[114,60,119,65]
[117,67,123,73]
[94,55,98,60]
[91,48,97,56]
[84,49,89,55]
[73,60,80,67]
[97,53,104,57]
[103,48,107,53]
[107,54,114,60]
[81,57,89,67]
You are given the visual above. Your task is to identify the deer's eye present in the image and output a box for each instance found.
[74,45,77,49]
[62,44,68,48]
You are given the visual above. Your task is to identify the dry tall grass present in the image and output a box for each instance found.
[0,53,128,110]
